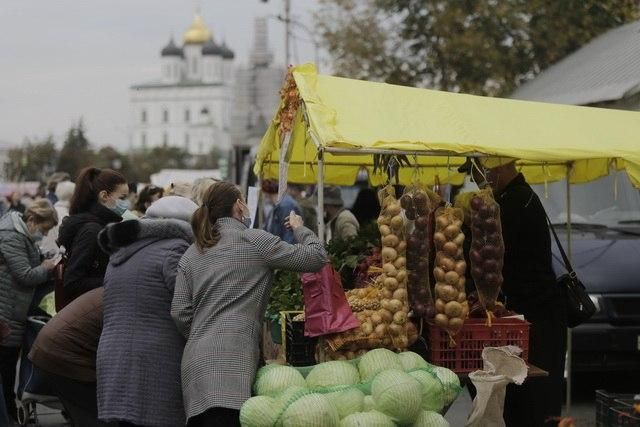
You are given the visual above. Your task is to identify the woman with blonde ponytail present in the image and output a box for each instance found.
[171,181,326,426]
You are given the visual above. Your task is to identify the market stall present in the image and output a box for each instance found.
[249,64,640,424]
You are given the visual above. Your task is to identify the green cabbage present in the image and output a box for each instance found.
[408,370,445,412]
[339,411,396,427]
[411,410,450,427]
[281,393,340,427]
[306,361,361,388]
[240,395,280,427]
[432,367,461,405]
[254,365,306,397]
[363,396,376,412]
[358,349,403,381]
[325,388,365,419]
[399,351,430,371]
[371,369,422,424]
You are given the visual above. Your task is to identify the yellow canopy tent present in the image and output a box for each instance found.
[255,63,640,191]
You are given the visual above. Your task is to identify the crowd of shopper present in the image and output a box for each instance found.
[0,170,335,426]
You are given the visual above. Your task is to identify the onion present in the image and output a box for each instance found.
[396,270,407,283]
[444,271,459,286]
[443,242,458,257]
[453,233,465,247]
[382,247,398,262]
[381,289,393,300]
[381,299,392,311]
[415,216,429,230]
[470,196,483,211]
[388,323,403,336]
[378,309,393,323]
[387,202,402,216]
[393,311,407,325]
[457,292,467,303]
[436,215,450,229]
[382,234,399,247]
[448,317,464,330]
[434,267,446,282]
[393,256,406,269]
[454,260,467,276]
[384,277,399,291]
[439,257,455,272]
[433,232,447,247]
[435,299,446,313]
[394,335,409,349]
[377,215,391,226]
[444,301,463,317]
[437,284,458,302]
[444,224,460,240]
[391,215,404,230]
[483,259,498,272]
[383,263,398,277]
[400,194,414,210]
[388,299,403,313]
[379,225,391,236]
[457,277,466,291]
[397,241,407,253]
[392,288,407,301]
[374,323,388,338]
[370,313,383,325]
[361,322,374,335]
[434,313,449,328]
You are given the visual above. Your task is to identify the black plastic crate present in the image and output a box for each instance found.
[281,311,317,366]
[596,390,640,427]
[609,406,640,427]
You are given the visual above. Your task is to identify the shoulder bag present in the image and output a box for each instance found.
[545,214,596,328]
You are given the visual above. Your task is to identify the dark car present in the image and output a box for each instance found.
[551,223,640,372]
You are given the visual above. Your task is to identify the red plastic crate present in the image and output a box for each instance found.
[428,317,530,373]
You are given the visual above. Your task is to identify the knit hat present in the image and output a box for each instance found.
[145,196,198,222]
[55,181,76,202]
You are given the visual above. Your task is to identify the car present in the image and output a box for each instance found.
[534,172,640,373]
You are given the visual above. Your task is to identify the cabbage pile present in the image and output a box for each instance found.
[240,350,461,427]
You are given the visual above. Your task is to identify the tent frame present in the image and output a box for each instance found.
[291,121,576,410]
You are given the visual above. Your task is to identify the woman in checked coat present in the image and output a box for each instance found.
[171,182,326,426]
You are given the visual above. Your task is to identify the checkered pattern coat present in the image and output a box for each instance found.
[171,217,326,419]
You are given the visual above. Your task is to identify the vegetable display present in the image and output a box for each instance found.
[432,207,469,338]
[241,351,457,427]
[402,186,436,318]
[467,190,505,320]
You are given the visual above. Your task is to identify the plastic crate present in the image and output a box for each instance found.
[428,317,529,373]
[280,311,317,366]
[609,406,640,427]
[596,391,640,427]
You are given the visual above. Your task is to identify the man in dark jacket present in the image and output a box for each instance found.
[460,157,567,427]
[29,287,115,427]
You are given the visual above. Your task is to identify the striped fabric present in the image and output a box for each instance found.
[171,217,326,419]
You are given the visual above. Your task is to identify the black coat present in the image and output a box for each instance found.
[494,174,561,317]
[57,203,121,302]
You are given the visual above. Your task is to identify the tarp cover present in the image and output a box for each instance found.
[255,64,640,187]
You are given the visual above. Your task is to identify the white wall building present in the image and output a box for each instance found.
[129,14,235,155]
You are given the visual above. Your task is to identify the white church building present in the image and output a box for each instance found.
[129,14,235,155]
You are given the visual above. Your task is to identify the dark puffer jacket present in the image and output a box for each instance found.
[0,212,49,347]
[57,203,121,302]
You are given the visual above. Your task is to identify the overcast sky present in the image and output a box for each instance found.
[0,1,319,150]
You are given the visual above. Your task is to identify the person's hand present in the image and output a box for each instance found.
[285,210,304,231]
[41,258,57,271]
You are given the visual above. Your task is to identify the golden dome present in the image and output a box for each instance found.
[183,14,212,44]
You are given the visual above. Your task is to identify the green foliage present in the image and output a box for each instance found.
[316,0,640,96]
[266,269,304,322]
[326,221,380,288]
[4,135,57,181]
[57,120,95,179]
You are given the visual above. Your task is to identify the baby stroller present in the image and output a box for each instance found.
[15,315,64,426]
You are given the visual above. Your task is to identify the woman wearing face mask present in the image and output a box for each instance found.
[0,199,58,421]
[57,167,128,306]
[171,182,327,426]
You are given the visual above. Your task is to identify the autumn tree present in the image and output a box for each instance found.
[316,0,640,95]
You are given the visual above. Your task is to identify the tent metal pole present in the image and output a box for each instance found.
[317,148,325,242]
[565,164,573,414]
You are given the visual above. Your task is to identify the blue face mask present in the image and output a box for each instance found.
[109,199,130,216]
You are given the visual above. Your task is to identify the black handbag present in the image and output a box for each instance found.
[546,215,596,328]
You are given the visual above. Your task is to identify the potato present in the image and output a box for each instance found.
[444,301,463,317]
[382,234,399,247]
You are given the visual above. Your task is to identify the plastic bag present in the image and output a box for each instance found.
[432,206,469,338]
[302,264,360,338]
[402,185,435,318]
[468,190,505,319]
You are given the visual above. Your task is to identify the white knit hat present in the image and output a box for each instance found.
[145,196,198,222]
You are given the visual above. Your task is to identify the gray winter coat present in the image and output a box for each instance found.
[96,219,191,427]
[171,218,326,419]
[0,212,49,347]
